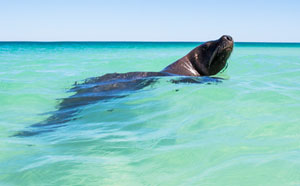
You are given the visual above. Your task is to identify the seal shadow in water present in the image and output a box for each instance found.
[15,35,234,137]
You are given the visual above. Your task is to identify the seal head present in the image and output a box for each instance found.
[162,35,234,76]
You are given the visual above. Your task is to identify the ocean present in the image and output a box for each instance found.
[0,42,300,185]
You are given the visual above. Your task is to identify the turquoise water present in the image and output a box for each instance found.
[0,42,300,185]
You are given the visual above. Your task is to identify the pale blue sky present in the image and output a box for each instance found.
[1,0,299,42]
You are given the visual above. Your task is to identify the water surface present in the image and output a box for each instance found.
[0,42,300,185]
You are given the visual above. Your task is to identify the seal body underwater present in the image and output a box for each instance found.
[16,35,233,136]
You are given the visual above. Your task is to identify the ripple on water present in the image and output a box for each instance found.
[1,42,300,185]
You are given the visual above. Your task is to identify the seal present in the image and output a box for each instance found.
[15,35,233,136]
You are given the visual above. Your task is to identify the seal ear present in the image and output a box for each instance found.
[201,45,208,50]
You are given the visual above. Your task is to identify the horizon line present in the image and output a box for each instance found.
[1,41,300,44]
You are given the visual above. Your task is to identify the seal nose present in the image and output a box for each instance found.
[222,35,233,41]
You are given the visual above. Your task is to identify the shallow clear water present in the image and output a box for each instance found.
[0,42,300,186]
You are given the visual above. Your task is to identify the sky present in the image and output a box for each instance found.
[0,0,300,42]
